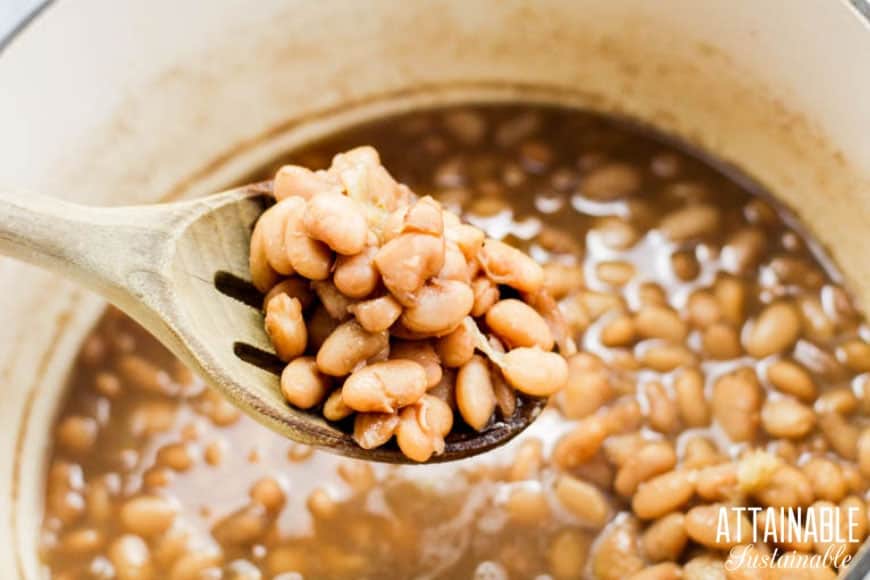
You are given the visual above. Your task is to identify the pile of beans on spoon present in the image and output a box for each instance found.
[250,146,573,461]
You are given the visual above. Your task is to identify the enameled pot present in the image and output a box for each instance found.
[0,1,868,577]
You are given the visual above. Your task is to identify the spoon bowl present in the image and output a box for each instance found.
[0,184,544,463]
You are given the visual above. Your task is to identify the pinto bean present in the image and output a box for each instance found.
[280,357,331,409]
[264,294,307,362]
[470,276,500,317]
[281,196,333,280]
[634,305,687,343]
[341,360,428,413]
[249,220,279,293]
[352,412,399,449]
[614,441,677,497]
[580,162,641,200]
[642,513,688,563]
[553,416,608,470]
[347,294,402,333]
[766,359,817,402]
[256,201,297,275]
[643,381,678,434]
[455,356,496,431]
[674,368,710,427]
[333,246,379,298]
[555,475,611,528]
[304,192,368,255]
[745,301,802,358]
[477,239,544,293]
[263,277,314,311]
[485,299,554,349]
[658,203,719,242]
[395,405,436,462]
[632,470,695,519]
[502,347,569,396]
[712,368,762,442]
[436,323,475,368]
[685,504,750,548]
[316,320,389,376]
[760,397,815,439]
[274,165,340,201]
[400,280,474,336]
[375,233,445,304]
[391,340,442,388]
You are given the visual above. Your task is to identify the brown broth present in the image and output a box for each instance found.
[40,104,870,579]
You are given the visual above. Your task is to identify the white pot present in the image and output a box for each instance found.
[0,0,868,576]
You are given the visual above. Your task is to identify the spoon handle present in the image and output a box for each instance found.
[0,190,174,307]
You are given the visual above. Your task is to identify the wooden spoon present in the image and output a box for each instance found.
[0,184,545,463]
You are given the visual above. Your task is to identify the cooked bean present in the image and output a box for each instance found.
[375,233,445,304]
[211,504,270,545]
[560,354,613,418]
[303,192,367,255]
[671,250,700,281]
[760,397,815,439]
[714,275,746,326]
[639,342,696,372]
[858,428,870,478]
[352,412,399,449]
[642,513,687,563]
[816,387,858,414]
[117,354,174,395]
[395,405,436,462]
[702,323,742,359]
[506,485,550,524]
[438,241,470,282]
[712,368,762,442]
[168,549,222,580]
[673,368,710,427]
[57,415,98,454]
[543,263,584,299]
[280,357,331,409]
[108,535,154,580]
[316,320,388,376]
[797,295,836,342]
[634,305,687,343]
[510,438,543,481]
[470,276,500,317]
[263,277,314,311]
[322,388,353,421]
[156,443,193,472]
[548,529,590,580]
[644,381,678,434]
[347,294,402,333]
[614,441,677,496]
[342,360,427,413]
[120,496,178,536]
[580,162,641,200]
[818,411,859,460]
[600,314,637,347]
[596,260,636,287]
[477,239,544,293]
[274,165,339,201]
[455,355,496,431]
[264,294,307,362]
[333,246,379,298]
[554,475,610,528]
[766,359,817,401]
[311,280,354,320]
[485,299,554,349]
[745,301,801,358]
[632,470,695,519]
[249,220,279,293]
[802,457,847,502]
[685,504,749,548]
[501,347,568,396]
[687,290,722,328]
[400,280,474,336]
[753,464,814,508]
[658,203,719,242]
[841,339,870,373]
[391,340,442,388]
[436,323,475,368]
[682,436,723,470]
[626,563,681,580]
[590,517,645,580]
[553,416,608,469]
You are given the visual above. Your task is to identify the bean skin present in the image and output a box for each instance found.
[264,295,307,362]
[477,239,544,293]
[485,299,554,349]
[316,320,389,376]
[341,360,428,413]
[391,340,443,388]
[374,233,446,304]
[400,280,474,336]
[455,356,496,431]
[304,192,368,255]
[501,347,568,396]
[347,295,402,333]
[436,323,475,368]
[281,196,333,280]
[280,357,331,409]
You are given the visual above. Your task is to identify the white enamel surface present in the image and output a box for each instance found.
[0,0,868,577]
